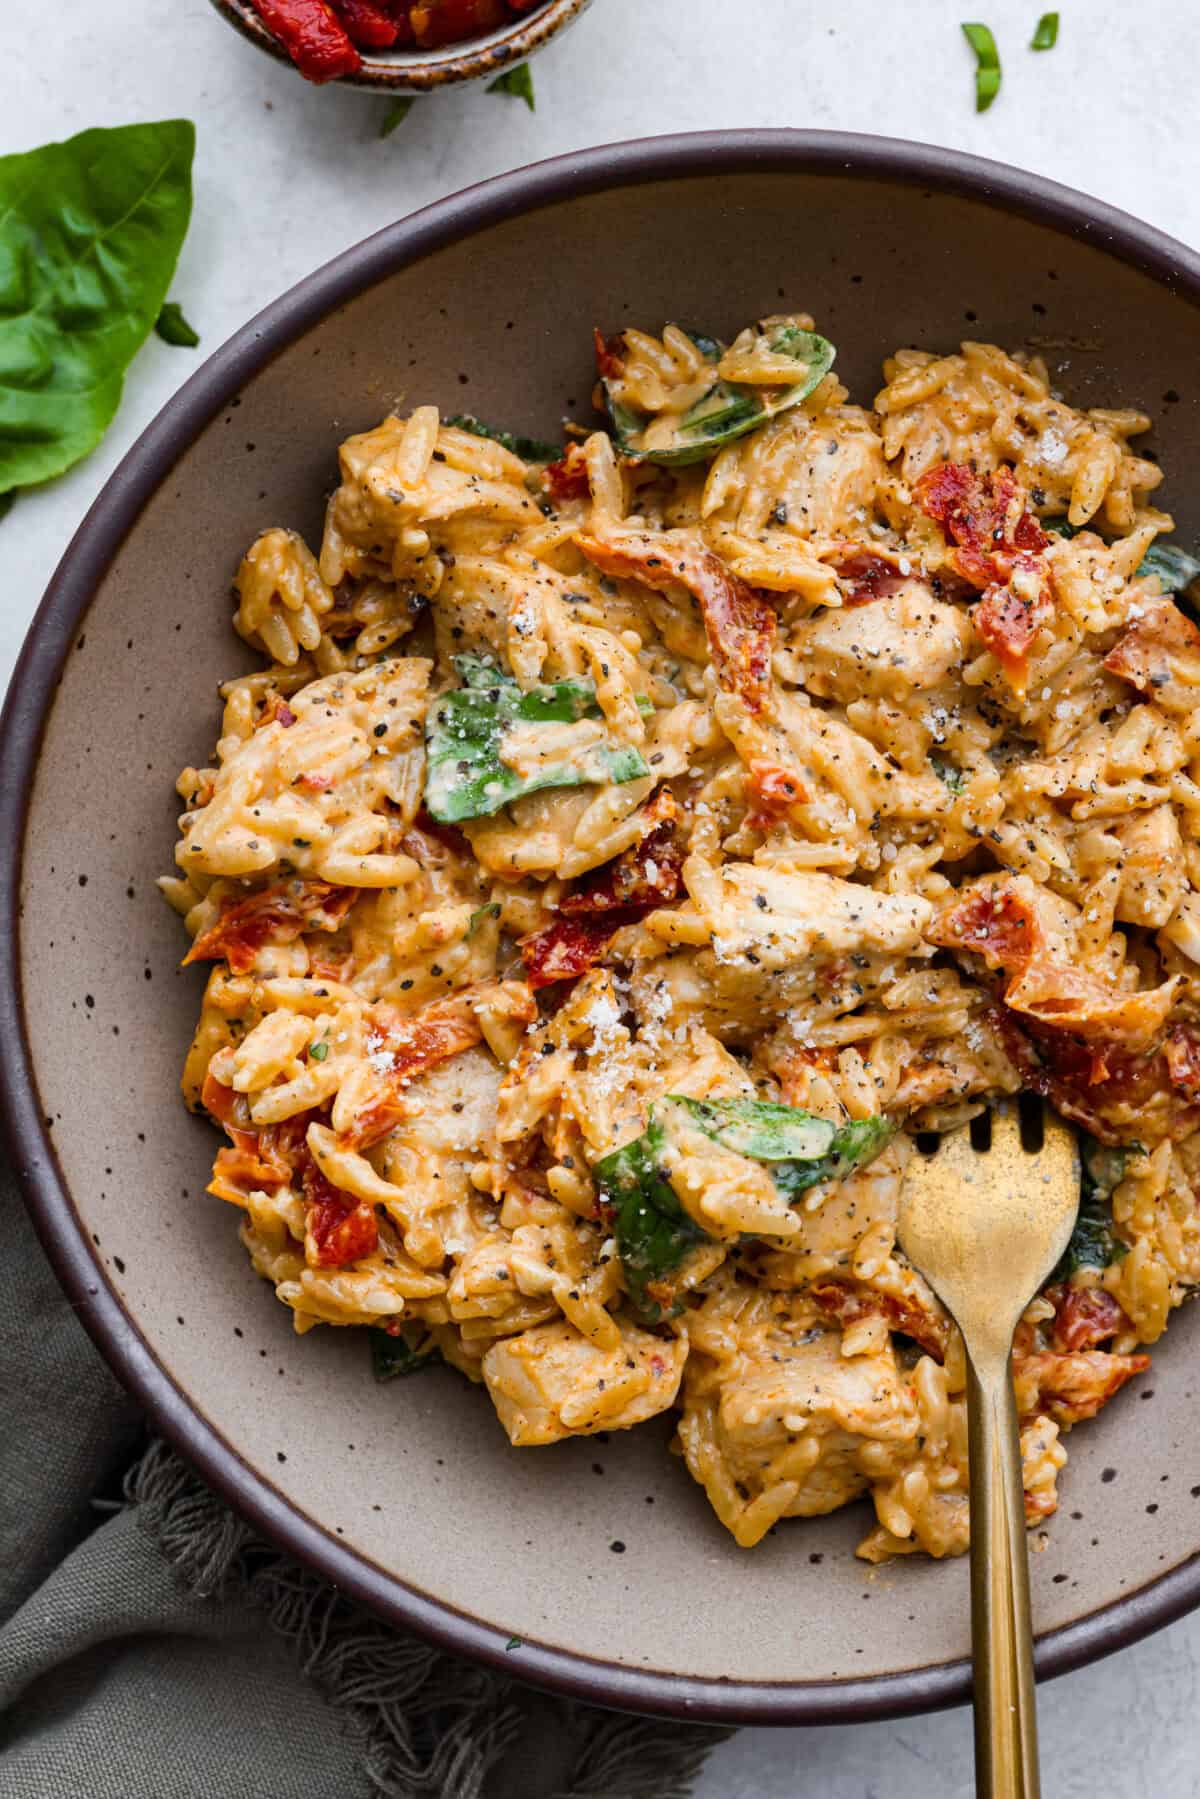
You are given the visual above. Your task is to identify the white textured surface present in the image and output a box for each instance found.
[4,0,1199,1789]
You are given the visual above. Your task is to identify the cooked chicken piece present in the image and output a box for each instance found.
[482,1317,687,1446]
[791,586,971,704]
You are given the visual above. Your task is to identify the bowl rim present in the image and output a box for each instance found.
[209,0,592,92]
[5,129,1200,1726]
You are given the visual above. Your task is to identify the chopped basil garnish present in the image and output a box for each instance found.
[487,64,535,110]
[380,98,415,138]
[446,414,561,464]
[424,655,648,824]
[155,301,200,348]
[309,1040,329,1062]
[1030,12,1059,49]
[602,321,836,467]
[962,22,1002,111]
[1042,515,1076,539]
[595,1096,893,1321]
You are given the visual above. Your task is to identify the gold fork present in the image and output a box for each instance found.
[896,1102,1080,1799]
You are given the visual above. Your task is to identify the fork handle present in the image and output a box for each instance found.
[967,1351,1041,1799]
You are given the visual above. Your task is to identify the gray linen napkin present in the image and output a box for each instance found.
[0,1176,726,1798]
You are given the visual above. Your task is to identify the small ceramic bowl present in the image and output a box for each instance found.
[209,0,593,92]
[6,132,1200,1726]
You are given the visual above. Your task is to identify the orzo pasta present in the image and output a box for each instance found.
[164,316,1200,1559]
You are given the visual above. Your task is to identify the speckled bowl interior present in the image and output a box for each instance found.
[6,134,1200,1724]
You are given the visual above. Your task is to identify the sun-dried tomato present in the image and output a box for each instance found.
[303,1157,378,1265]
[1046,1284,1129,1354]
[520,794,683,987]
[249,0,362,80]
[974,565,1055,675]
[1165,1023,1200,1099]
[334,0,404,44]
[915,463,1048,588]
[827,544,910,606]
[408,0,507,45]
[344,1003,484,1148]
[576,530,776,713]
[593,327,627,382]
[183,880,358,975]
[812,1280,950,1362]
[929,885,1038,972]
[543,443,590,504]
[745,759,805,822]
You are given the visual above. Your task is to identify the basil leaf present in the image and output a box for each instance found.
[487,64,535,110]
[1042,515,1076,539]
[155,301,199,348]
[604,322,836,467]
[370,1325,441,1380]
[446,413,561,463]
[0,492,15,525]
[596,1097,894,1320]
[380,98,416,138]
[1030,11,1059,49]
[962,22,1002,111]
[594,1117,708,1323]
[0,120,195,494]
[424,656,648,823]
[1137,541,1200,595]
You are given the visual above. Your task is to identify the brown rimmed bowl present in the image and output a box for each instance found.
[5,132,1200,1725]
[208,0,592,92]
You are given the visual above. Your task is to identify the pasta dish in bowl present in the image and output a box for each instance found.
[164,312,1200,1563]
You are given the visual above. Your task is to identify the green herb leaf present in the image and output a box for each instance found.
[930,756,966,794]
[0,121,195,495]
[505,1636,523,1651]
[0,492,15,525]
[1030,11,1059,49]
[1137,541,1200,595]
[487,63,535,110]
[596,1097,894,1321]
[1042,514,1077,539]
[467,901,501,936]
[446,413,560,464]
[962,23,1002,111]
[309,1040,329,1062]
[154,301,200,348]
[603,322,836,467]
[1053,1134,1130,1278]
[369,1325,441,1381]
[424,655,648,824]
[380,97,416,138]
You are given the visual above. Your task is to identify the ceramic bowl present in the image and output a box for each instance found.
[208,0,592,93]
[6,132,1200,1725]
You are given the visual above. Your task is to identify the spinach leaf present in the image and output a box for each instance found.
[424,655,648,824]
[0,121,195,495]
[487,64,535,110]
[595,1097,894,1320]
[1137,541,1200,594]
[1054,1134,1130,1278]
[594,1116,708,1322]
[962,22,1002,111]
[446,413,561,464]
[1042,515,1077,539]
[671,1097,893,1200]
[369,1325,440,1381]
[603,321,836,467]
[155,301,199,348]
